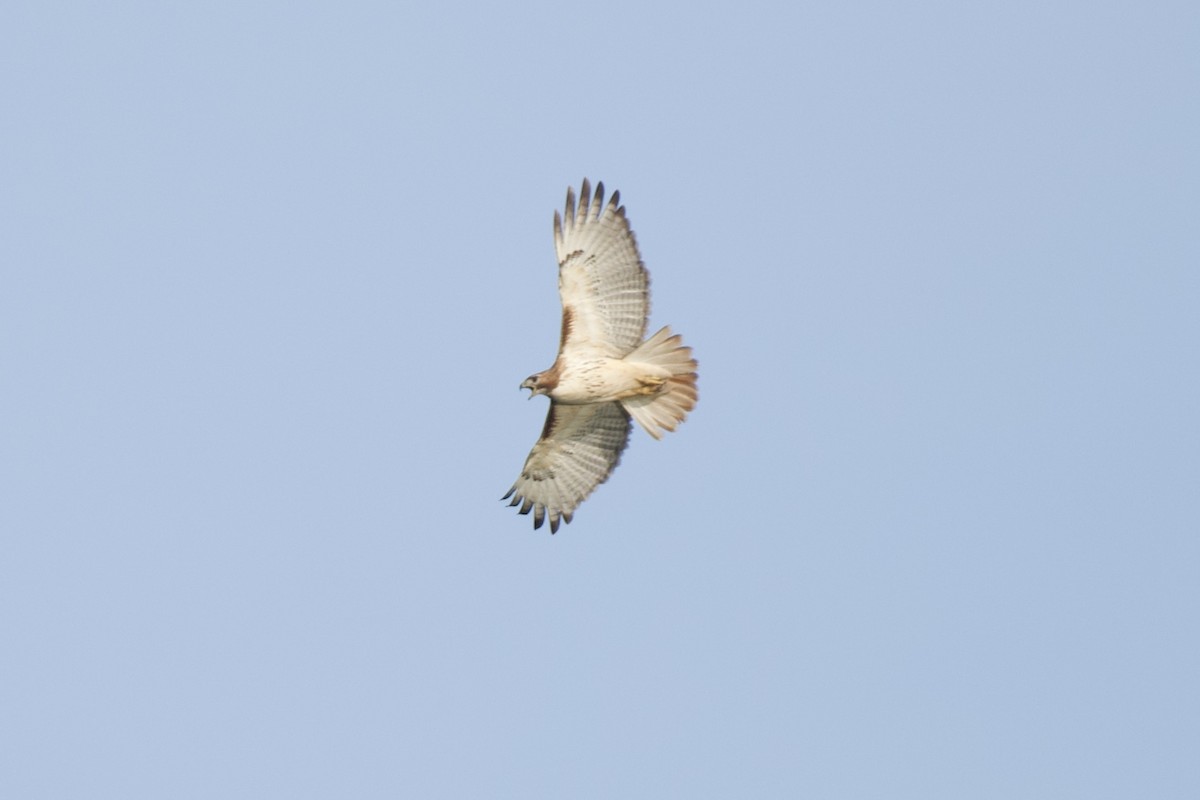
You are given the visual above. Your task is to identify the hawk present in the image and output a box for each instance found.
[502,179,698,533]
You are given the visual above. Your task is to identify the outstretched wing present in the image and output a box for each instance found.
[502,401,632,533]
[554,179,649,360]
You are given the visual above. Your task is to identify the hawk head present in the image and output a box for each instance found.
[520,373,550,398]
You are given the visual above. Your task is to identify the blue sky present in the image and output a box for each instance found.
[3,1,1198,797]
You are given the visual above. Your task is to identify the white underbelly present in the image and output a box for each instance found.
[550,358,657,405]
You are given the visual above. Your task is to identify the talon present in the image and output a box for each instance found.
[638,376,667,395]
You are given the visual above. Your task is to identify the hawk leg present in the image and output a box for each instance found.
[631,375,667,396]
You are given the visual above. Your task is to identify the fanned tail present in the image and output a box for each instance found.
[620,326,698,439]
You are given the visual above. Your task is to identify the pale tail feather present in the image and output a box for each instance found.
[620,326,698,439]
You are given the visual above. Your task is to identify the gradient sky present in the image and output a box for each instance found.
[3,2,1198,797]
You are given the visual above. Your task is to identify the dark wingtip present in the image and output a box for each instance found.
[501,487,515,501]
[564,185,576,226]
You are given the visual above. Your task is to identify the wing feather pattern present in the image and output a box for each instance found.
[553,179,649,359]
[502,402,632,533]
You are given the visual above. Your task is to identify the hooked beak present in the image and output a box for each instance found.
[520,378,536,398]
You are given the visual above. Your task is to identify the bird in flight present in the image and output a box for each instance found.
[503,179,698,533]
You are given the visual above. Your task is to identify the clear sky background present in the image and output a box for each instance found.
[3,1,1197,797]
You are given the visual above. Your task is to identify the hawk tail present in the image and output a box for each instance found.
[620,326,698,440]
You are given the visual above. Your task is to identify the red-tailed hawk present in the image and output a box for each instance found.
[503,179,698,533]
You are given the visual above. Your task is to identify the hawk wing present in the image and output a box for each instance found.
[553,178,649,360]
[502,401,632,533]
